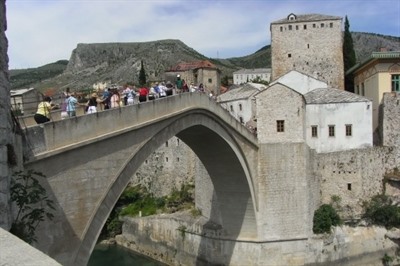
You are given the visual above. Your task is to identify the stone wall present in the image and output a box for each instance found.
[0,0,13,230]
[381,92,400,148]
[116,214,398,266]
[315,146,399,219]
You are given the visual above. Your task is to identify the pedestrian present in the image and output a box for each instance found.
[66,92,78,117]
[34,96,55,124]
[126,86,135,105]
[110,89,121,108]
[85,93,100,114]
[138,87,148,103]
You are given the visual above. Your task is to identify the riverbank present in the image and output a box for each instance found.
[112,211,400,266]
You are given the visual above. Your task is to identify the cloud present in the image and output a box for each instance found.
[5,0,400,69]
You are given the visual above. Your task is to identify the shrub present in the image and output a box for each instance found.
[362,194,400,229]
[10,170,55,244]
[313,204,342,234]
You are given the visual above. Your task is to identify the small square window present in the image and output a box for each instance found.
[208,78,212,83]
[328,125,335,137]
[346,124,352,136]
[277,120,285,132]
[311,126,318,137]
[288,53,292,58]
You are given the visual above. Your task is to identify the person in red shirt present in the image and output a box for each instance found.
[138,87,148,103]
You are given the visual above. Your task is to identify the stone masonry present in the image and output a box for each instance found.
[271,14,344,90]
[0,0,12,231]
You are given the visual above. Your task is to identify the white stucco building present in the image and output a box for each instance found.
[233,68,271,85]
[217,83,266,129]
[256,71,372,153]
[304,88,372,153]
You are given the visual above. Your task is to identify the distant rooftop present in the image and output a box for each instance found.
[346,51,400,74]
[304,87,370,104]
[233,68,271,75]
[218,83,266,102]
[10,88,35,96]
[167,60,217,72]
[271,13,342,25]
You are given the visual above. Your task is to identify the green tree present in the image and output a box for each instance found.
[362,194,400,229]
[10,170,55,244]
[138,60,147,86]
[343,16,357,92]
[313,204,342,234]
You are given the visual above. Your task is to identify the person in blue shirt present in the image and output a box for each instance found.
[65,93,78,117]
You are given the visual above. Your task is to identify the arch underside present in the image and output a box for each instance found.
[54,111,257,265]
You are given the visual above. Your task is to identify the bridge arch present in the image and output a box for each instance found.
[23,93,259,266]
[74,109,258,265]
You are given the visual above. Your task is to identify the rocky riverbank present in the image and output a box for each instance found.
[105,212,400,266]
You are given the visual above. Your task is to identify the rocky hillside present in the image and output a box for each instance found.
[9,32,400,92]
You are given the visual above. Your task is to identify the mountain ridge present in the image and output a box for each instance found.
[9,32,400,91]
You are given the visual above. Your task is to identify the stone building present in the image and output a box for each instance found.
[217,82,266,129]
[270,13,344,90]
[10,87,41,116]
[347,51,400,131]
[164,60,221,95]
[255,70,372,153]
[232,68,271,85]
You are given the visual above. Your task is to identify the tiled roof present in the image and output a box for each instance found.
[271,13,341,24]
[217,83,266,102]
[168,60,217,72]
[233,68,271,75]
[10,87,35,96]
[304,87,370,104]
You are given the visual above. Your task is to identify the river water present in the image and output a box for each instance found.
[87,244,166,266]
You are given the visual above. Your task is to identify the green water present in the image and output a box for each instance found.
[87,244,166,266]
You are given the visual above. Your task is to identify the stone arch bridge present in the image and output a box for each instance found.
[23,92,301,265]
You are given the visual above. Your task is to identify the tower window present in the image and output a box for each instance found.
[347,183,352,191]
[239,104,242,111]
[321,23,324,28]
[288,25,292,30]
[288,53,292,58]
[345,124,352,136]
[277,120,285,132]
[311,126,318,137]
[392,74,400,92]
[165,141,168,147]
[230,105,233,111]
[296,25,299,30]
[280,26,283,32]
[313,23,316,28]
[328,125,335,137]
[303,24,307,29]
[307,44,310,49]
[330,22,333,28]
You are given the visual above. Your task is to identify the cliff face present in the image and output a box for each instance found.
[64,39,213,89]
[9,32,400,92]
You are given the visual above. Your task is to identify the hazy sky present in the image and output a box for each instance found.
[5,0,400,69]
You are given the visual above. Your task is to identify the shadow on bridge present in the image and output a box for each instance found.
[22,92,259,265]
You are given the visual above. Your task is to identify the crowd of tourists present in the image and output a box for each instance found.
[33,76,211,124]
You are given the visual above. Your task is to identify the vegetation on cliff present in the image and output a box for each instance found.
[101,184,196,239]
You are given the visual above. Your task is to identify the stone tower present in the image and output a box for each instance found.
[270,13,344,90]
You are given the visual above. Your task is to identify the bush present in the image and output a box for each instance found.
[10,170,55,243]
[313,204,342,234]
[362,194,400,229]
